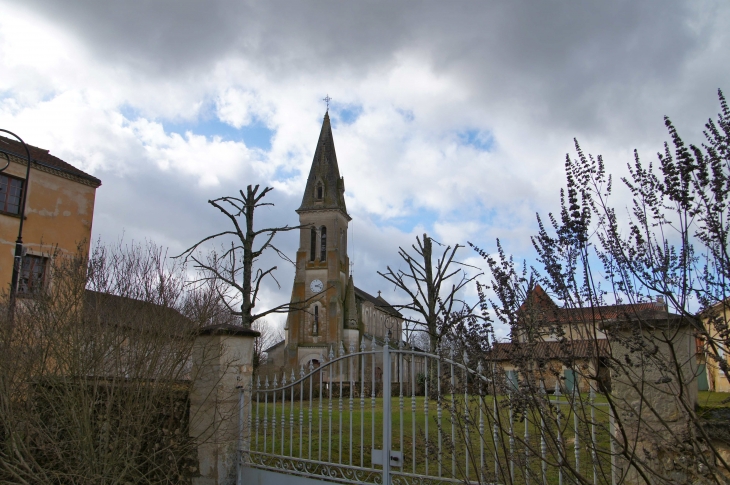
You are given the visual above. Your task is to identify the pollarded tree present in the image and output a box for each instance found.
[178,185,307,329]
[378,233,482,352]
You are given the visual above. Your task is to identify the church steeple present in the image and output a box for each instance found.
[298,112,350,219]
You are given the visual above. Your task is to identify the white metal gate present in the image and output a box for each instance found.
[239,338,617,485]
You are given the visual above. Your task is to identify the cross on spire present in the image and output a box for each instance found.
[323,94,332,111]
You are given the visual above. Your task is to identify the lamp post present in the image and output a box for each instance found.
[0,129,33,325]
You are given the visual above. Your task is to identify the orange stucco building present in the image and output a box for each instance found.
[0,135,101,294]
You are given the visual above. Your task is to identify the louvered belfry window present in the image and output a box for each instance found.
[320,226,327,261]
[310,227,316,261]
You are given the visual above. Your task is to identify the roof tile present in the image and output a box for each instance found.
[0,135,101,187]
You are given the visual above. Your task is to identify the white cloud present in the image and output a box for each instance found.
[0,0,729,323]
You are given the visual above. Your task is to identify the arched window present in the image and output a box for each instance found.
[316,183,323,200]
[310,227,316,261]
[313,305,319,335]
[320,226,327,261]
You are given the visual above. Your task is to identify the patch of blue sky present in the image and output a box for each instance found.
[368,201,505,239]
[118,103,140,122]
[332,104,363,126]
[272,165,300,182]
[118,103,274,151]
[468,201,502,226]
[0,89,55,106]
[372,206,440,234]
[457,129,494,152]
[165,117,274,151]
[397,108,415,123]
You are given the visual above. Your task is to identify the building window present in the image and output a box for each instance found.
[310,227,316,261]
[320,226,327,261]
[0,174,24,215]
[316,183,323,200]
[313,305,319,335]
[564,368,577,393]
[506,370,519,391]
[19,255,47,295]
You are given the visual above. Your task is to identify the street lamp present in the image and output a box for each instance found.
[0,129,33,324]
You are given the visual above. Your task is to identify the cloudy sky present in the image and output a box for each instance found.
[1,1,728,337]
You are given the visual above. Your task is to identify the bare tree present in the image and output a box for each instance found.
[251,318,283,374]
[177,185,305,329]
[0,240,225,484]
[404,321,431,350]
[378,233,482,352]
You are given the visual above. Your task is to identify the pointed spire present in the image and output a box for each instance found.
[298,112,350,218]
[344,274,358,328]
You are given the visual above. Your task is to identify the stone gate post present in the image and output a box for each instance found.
[189,324,260,485]
[605,316,699,484]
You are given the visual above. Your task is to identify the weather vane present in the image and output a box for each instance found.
[323,94,332,111]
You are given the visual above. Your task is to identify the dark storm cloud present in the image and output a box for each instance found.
[15,0,721,139]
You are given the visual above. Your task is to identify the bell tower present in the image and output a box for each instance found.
[284,111,355,367]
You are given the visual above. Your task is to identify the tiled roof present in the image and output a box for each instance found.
[264,340,285,353]
[0,135,101,187]
[355,286,402,318]
[486,339,609,362]
[519,284,670,325]
[561,303,669,322]
[85,290,190,335]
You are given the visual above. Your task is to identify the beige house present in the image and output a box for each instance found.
[0,135,100,294]
[488,284,673,393]
[702,298,730,392]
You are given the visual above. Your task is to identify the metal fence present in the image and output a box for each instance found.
[240,338,618,485]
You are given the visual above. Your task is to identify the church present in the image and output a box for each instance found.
[262,111,410,377]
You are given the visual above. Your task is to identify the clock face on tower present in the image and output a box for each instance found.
[310,279,324,293]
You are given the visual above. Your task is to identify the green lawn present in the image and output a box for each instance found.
[248,388,730,484]
[698,390,730,409]
[250,393,616,484]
